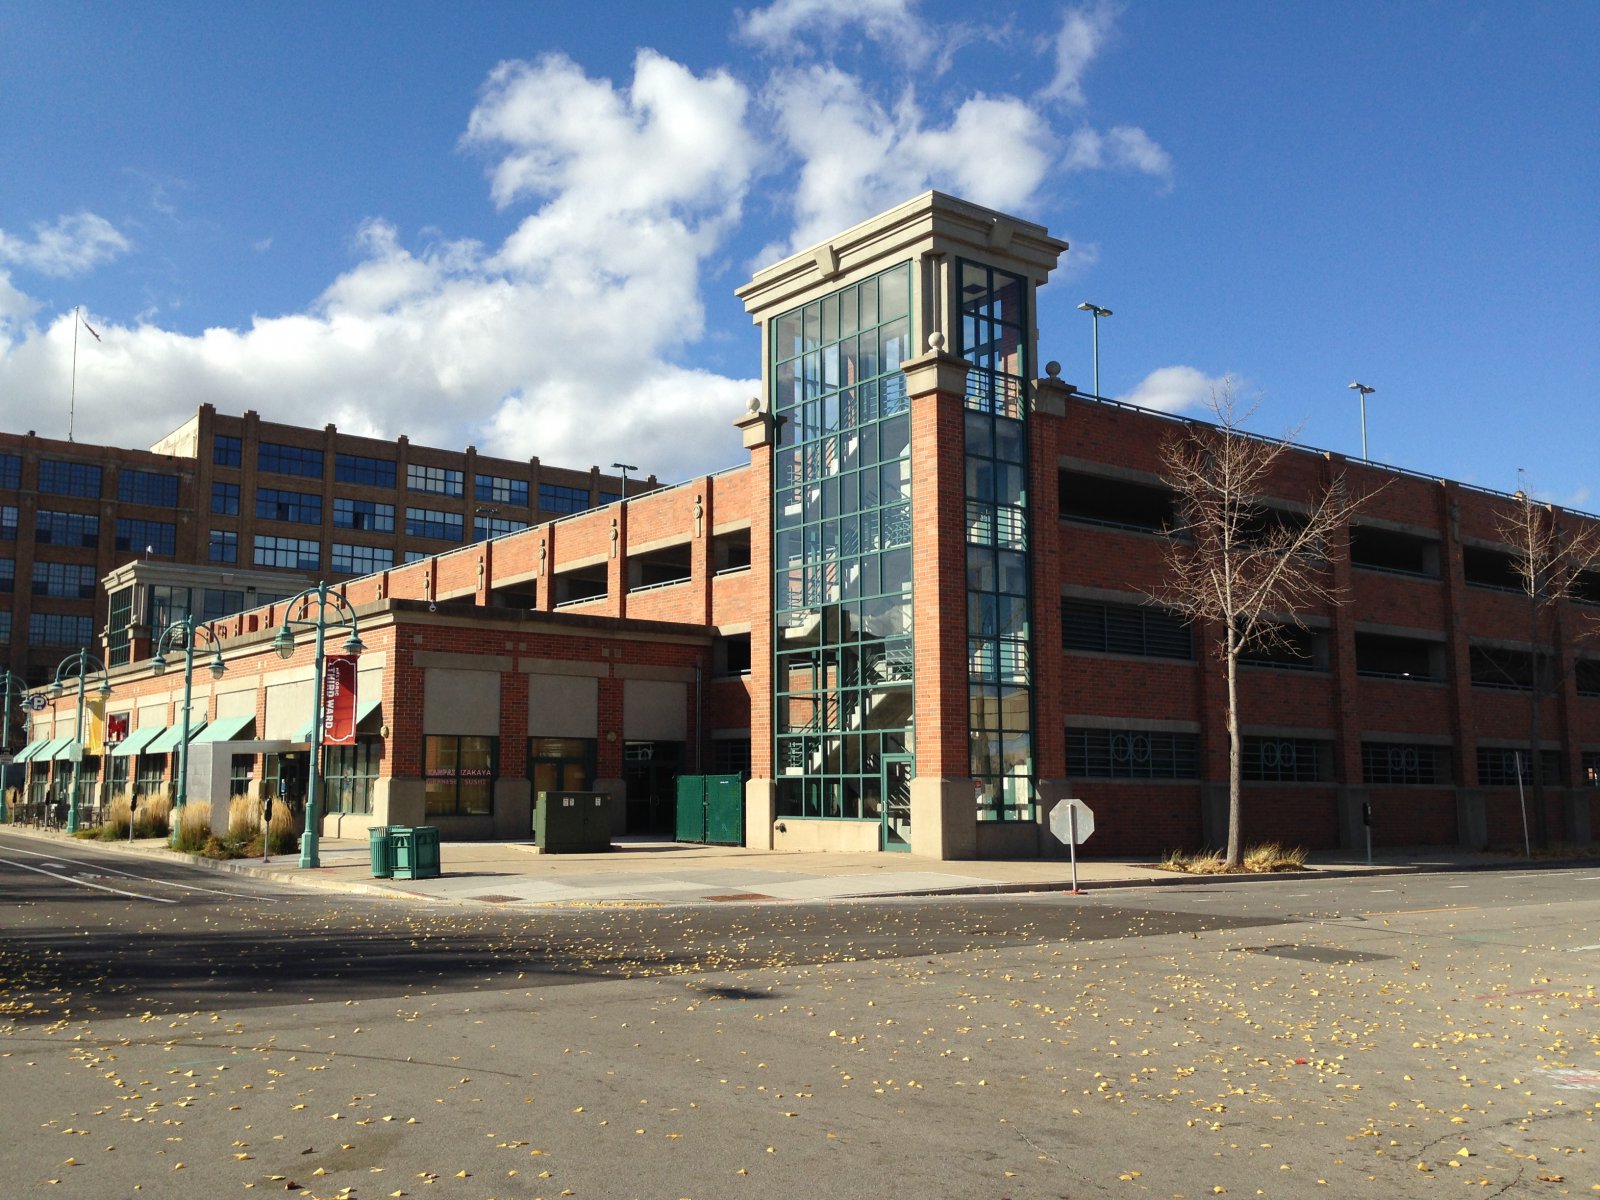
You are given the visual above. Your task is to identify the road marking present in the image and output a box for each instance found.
[1446,884,1469,889]
[1369,888,1397,893]
[1365,905,1480,916]
[0,856,178,903]
[0,842,279,900]
[1568,944,1600,952]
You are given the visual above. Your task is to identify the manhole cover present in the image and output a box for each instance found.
[1238,944,1393,964]
[472,894,519,904]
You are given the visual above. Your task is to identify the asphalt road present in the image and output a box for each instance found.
[2,831,1596,1198]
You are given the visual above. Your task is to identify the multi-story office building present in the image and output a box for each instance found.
[8,193,1598,856]
[0,407,653,687]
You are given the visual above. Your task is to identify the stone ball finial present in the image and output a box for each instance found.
[747,396,761,413]
[1045,360,1061,379]
[927,330,946,352]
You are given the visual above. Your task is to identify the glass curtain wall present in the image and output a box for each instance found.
[958,260,1036,821]
[771,262,916,821]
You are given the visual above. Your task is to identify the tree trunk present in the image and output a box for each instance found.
[1225,638,1242,868]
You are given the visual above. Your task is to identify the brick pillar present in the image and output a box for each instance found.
[902,345,977,860]
[734,402,777,847]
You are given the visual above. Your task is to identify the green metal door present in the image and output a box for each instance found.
[705,774,744,845]
[675,775,707,842]
[881,755,912,852]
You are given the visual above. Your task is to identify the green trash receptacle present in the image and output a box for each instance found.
[389,826,415,877]
[369,826,393,878]
[391,825,441,880]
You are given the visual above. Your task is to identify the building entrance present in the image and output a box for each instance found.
[881,754,912,851]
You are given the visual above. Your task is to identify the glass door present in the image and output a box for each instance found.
[881,754,912,851]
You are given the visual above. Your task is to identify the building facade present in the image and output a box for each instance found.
[7,193,1598,856]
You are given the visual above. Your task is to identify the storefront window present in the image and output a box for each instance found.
[425,735,496,815]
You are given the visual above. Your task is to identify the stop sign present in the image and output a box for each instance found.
[1049,797,1095,846]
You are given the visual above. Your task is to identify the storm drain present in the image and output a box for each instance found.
[1237,943,1394,964]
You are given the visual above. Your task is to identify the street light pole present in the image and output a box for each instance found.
[273,582,365,869]
[151,615,226,846]
[1076,302,1113,397]
[50,649,112,834]
[1348,381,1375,460]
[611,462,637,502]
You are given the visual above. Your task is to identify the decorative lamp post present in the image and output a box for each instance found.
[151,616,227,846]
[611,462,637,502]
[1347,381,1375,460]
[50,649,113,834]
[1,668,25,822]
[272,583,364,869]
[1076,302,1113,398]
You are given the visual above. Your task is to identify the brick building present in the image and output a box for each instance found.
[7,192,1598,857]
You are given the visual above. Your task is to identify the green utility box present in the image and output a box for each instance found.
[533,791,613,853]
[369,826,393,878]
[390,825,442,879]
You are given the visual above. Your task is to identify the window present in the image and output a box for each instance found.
[1059,471,1174,532]
[210,529,239,563]
[212,481,240,515]
[473,515,528,541]
[334,497,395,532]
[118,469,180,506]
[715,633,752,676]
[229,754,255,798]
[403,550,429,565]
[0,504,15,540]
[0,452,21,489]
[149,584,191,629]
[406,506,463,541]
[407,463,463,496]
[598,491,622,505]
[1362,742,1451,786]
[331,543,394,574]
[425,735,496,815]
[201,588,246,620]
[214,435,242,466]
[1577,659,1600,697]
[1355,632,1442,680]
[258,442,323,478]
[475,474,528,506]
[1582,751,1600,788]
[106,587,133,666]
[257,487,322,525]
[1242,736,1331,783]
[134,754,166,801]
[35,510,99,547]
[1240,625,1327,671]
[29,612,95,647]
[254,535,320,570]
[32,560,96,598]
[528,737,595,794]
[1469,645,1536,691]
[38,460,102,498]
[711,738,752,776]
[0,610,9,643]
[539,483,591,514]
[1477,746,1562,787]
[1462,545,1521,592]
[0,557,11,593]
[116,518,177,556]
[1066,728,1200,779]
[1062,598,1193,659]
[1349,526,1439,577]
[335,452,397,488]
[324,742,380,815]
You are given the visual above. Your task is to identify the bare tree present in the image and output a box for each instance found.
[1496,487,1600,846]
[1151,380,1371,867]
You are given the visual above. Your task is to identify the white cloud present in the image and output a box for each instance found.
[737,0,934,64]
[1065,124,1172,181]
[763,66,1056,254]
[0,54,761,483]
[1117,365,1223,413]
[0,212,129,278]
[1040,2,1117,106]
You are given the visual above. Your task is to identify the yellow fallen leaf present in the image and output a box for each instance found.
[455,1170,470,1178]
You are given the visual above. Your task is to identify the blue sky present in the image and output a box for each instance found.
[1,1,1595,508]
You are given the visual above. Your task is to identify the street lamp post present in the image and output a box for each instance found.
[1076,302,1113,397]
[50,649,113,834]
[611,462,637,502]
[272,583,364,869]
[1348,381,1375,460]
[1,668,25,822]
[151,616,227,846]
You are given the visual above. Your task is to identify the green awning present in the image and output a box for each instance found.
[193,715,255,743]
[39,737,75,762]
[147,721,207,753]
[110,726,166,758]
[11,739,50,764]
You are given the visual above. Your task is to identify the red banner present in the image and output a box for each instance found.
[321,655,358,747]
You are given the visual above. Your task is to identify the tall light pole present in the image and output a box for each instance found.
[151,615,226,846]
[1076,302,1113,397]
[611,462,637,502]
[272,583,364,869]
[50,649,113,834]
[1,668,25,822]
[1348,381,1375,460]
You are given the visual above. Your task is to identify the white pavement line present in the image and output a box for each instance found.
[0,842,280,901]
[1370,888,1397,892]
[1447,884,1469,888]
[1568,944,1600,952]
[0,855,179,903]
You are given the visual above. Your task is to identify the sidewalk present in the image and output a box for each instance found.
[8,824,1569,906]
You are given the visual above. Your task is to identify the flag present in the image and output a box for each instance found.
[81,314,101,342]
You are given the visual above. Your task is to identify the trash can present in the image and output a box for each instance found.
[369,826,392,878]
[391,825,441,880]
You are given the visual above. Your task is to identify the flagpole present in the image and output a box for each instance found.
[69,306,79,443]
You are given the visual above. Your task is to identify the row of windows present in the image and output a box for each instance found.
[28,612,96,647]
[26,462,179,507]
[0,453,20,489]
[257,487,322,525]
[31,560,97,599]
[539,483,592,514]
[1062,598,1192,659]
[331,543,395,574]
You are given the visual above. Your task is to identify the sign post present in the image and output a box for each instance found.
[1048,797,1095,895]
